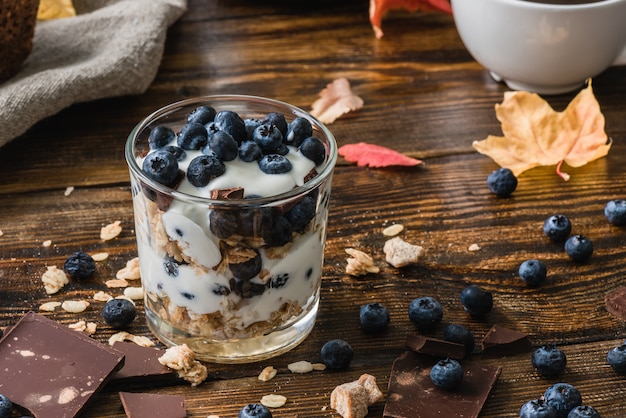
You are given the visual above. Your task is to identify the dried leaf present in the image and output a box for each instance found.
[473,80,611,181]
[339,142,422,168]
[310,78,364,124]
[369,0,452,38]
[38,0,76,20]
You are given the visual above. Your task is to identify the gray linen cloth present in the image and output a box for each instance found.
[0,0,188,147]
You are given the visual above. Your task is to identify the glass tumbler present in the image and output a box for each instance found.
[125,95,337,363]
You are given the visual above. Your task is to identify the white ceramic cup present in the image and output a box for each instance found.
[451,0,626,94]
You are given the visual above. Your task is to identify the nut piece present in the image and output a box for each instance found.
[345,248,380,276]
[41,266,69,295]
[258,366,278,382]
[101,220,122,241]
[330,374,383,418]
[116,257,141,280]
[61,300,90,313]
[288,360,314,374]
[158,344,208,387]
[383,237,424,268]
[261,394,287,408]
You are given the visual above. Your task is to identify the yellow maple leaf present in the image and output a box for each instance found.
[473,80,612,181]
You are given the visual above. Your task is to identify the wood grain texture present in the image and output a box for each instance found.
[1,0,626,416]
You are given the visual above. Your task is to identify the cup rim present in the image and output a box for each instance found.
[477,0,625,10]
[125,94,338,207]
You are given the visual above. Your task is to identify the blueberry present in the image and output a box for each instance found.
[253,123,283,154]
[205,130,239,161]
[532,344,567,377]
[567,406,602,418]
[238,403,272,418]
[244,118,262,140]
[64,251,96,279]
[564,235,593,263]
[408,296,443,331]
[187,154,226,187]
[487,167,518,197]
[102,298,137,329]
[606,343,626,373]
[229,249,262,281]
[460,285,493,317]
[544,383,583,418]
[320,339,354,369]
[258,154,292,174]
[604,199,626,226]
[262,213,293,246]
[268,273,290,289]
[162,145,187,161]
[262,112,288,137]
[519,398,558,418]
[148,125,176,150]
[214,110,247,143]
[0,394,12,418]
[443,323,475,355]
[142,150,180,187]
[177,122,208,150]
[429,358,463,390]
[209,209,238,239]
[164,256,184,277]
[359,302,390,332]
[286,117,313,147]
[238,140,263,162]
[230,278,266,298]
[299,136,326,165]
[187,105,216,125]
[519,259,548,287]
[543,214,572,242]
[285,196,316,232]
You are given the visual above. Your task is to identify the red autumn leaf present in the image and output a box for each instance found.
[339,142,423,168]
[310,78,364,125]
[369,0,452,39]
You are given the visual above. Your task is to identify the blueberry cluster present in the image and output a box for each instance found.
[519,383,602,418]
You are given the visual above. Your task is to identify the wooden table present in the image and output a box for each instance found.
[1,1,626,416]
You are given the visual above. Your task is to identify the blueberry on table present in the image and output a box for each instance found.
[443,323,475,355]
[286,117,313,147]
[567,405,602,418]
[187,154,226,187]
[606,343,626,373]
[102,298,137,329]
[543,383,582,418]
[177,122,208,150]
[258,154,292,175]
[238,403,272,418]
[142,150,180,187]
[320,339,354,370]
[64,251,96,279]
[408,296,443,331]
[532,344,567,377]
[519,398,557,418]
[543,214,572,242]
[359,302,390,333]
[214,110,247,143]
[460,285,493,317]
[604,199,626,226]
[487,167,518,197]
[187,105,216,125]
[0,394,12,418]
[252,123,283,154]
[519,259,548,287]
[148,125,176,150]
[299,136,326,165]
[564,235,593,262]
[205,130,238,161]
[429,358,463,390]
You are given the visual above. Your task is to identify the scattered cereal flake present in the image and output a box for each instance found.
[468,243,482,252]
[131,335,155,347]
[39,301,62,312]
[330,374,383,418]
[123,286,144,301]
[383,236,424,268]
[0,230,3,236]
[258,366,278,382]
[310,78,364,124]
[64,186,74,196]
[85,322,97,335]
[312,363,327,371]
[207,415,220,418]
[68,320,87,332]
[41,265,69,295]
[42,240,52,247]
[93,290,113,302]
[116,257,141,280]
[107,331,153,347]
[261,394,287,408]
[100,220,122,241]
[288,360,314,374]
[109,331,131,345]
[91,252,109,262]
[382,224,404,237]
[159,344,208,387]
[61,300,90,313]
[105,278,129,288]
[345,248,380,276]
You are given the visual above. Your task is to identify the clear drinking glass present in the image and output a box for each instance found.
[125,95,337,363]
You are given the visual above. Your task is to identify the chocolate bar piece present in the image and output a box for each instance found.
[107,342,182,388]
[119,391,186,418]
[481,324,533,355]
[406,334,466,360]
[383,351,501,418]
[605,286,626,321]
[0,312,125,418]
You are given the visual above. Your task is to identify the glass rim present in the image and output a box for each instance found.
[125,94,338,207]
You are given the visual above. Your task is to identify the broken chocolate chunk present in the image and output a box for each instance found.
[383,351,501,418]
[210,187,245,200]
[119,392,186,418]
[107,342,182,389]
[0,312,125,418]
[481,324,533,355]
[605,286,626,321]
[406,334,466,360]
